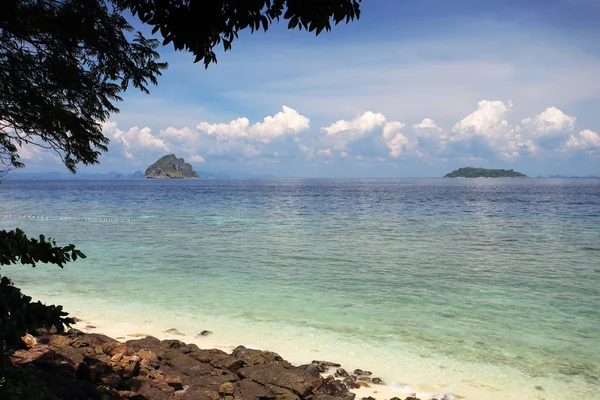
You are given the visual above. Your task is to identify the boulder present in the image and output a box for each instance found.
[232,345,284,366]
[232,379,275,400]
[238,363,322,397]
[317,377,355,400]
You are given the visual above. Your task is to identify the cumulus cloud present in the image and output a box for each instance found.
[566,130,600,149]
[522,107,576,134]
[196,106,309,144]
[86,102,599,171]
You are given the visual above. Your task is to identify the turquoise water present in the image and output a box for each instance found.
[1,179,599,399]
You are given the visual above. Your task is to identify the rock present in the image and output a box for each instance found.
[21,333,37,348]
[238,363,322,397]
[232,345,284,366]
[198,330,212,336]
[219,381,234,395]
[357,376,370,382]
[353,369,372,376]
[389,397,402,400]
[233,379,275,400]
[10,346,52,365]
[335,368,349,378]
[49,335,74,348]
[112,355,140,379]
[361,397,376,400]
[138,349,159,364]
[357,381,371,388]
[317,377,355,400]
[371,377,384,385]
[405,396,421,400]
[297,363,322,378]
[164,328,186,336]
[103,342,134,357]
[312,360,342,368]
[98,372,121,387]
[165,375,184,390]
[264,384,300,400]
[342,376,360,390]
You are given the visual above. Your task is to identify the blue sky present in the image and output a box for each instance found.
[19,0,600,177]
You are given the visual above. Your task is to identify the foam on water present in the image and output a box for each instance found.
[1,179,599,399]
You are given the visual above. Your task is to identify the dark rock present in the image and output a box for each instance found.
[342,376,360,390]
[335,368,349,378]
[317,377,355,400]
[353,369,372,376]
[371,377,384,385]
[357,376,370,382]
[233,378,276,400]
[232,345,284,366]
[312,360,342,368]
[405,397,421,400]
[361,397,376,400]
[165,328,186,336]
[297,363,323,378]
[238,363,322,397]
[198,330,212,336]
[389,397,403,400]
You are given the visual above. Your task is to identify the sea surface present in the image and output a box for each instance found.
[1,178,599,399]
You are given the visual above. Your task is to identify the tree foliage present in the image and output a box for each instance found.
[118,0,363,66]
[0,0,168,173]
[0,0,362,173]
[443,167,528,178]
[0,229,84,352]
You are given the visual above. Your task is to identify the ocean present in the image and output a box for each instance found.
[1,178,599,399]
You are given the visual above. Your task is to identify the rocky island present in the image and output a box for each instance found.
[145,154,199,179]
[444,167,527,178]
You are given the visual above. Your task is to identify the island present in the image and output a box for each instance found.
[145,154,199,179]
[444,167,527,178]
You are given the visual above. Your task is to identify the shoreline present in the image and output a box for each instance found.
[76,319,448,400]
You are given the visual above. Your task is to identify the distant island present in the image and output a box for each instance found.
[444,167,527,178]
[145,154,199,179]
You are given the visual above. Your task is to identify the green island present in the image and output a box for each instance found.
[145,154,200,179]
[444,167,527,178]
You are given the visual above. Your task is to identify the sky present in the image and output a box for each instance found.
[18,0,600,177]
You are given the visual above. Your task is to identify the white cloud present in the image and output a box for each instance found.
[324,112,386,137]
[194,106,309,144]
[452,100,512,138]
[522,107,576,134]
[566,130,600,149]
[81,102,600,172]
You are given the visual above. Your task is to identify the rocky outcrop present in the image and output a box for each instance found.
[145,154,199,179]
[6,330,361,400]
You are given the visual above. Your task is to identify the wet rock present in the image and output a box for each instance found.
[21,333,37,348]
[353,369,372,376]
[297,363,322,378]
[335,368,349,378]
[198,330,212,336]
[164,328,186,336]
[361,397,375,400]
[405,396,421,400]
[342,376,360,390]
[317,377,355,400]
[357,376,370,382]
[390,397,402,400]
[312,360,342,368]
[371,377,384,384]
[238,363,322,397]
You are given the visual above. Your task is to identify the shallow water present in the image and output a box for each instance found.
[1,178,599,399]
